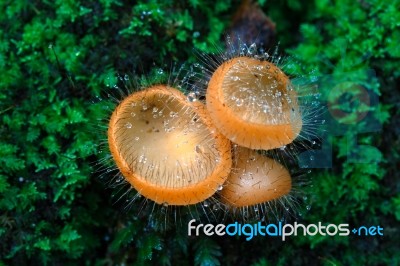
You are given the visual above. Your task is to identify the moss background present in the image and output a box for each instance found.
[0,0,399,265]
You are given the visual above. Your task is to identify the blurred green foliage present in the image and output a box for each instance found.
[0,0,399,265]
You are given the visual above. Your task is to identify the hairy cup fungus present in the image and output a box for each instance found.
[220,146,292,208]
[206,56,302,150]
[108,85,232,206]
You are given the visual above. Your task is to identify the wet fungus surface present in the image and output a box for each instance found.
[220,146,292,208]
[206,56,303,150]
[108,85,232,205]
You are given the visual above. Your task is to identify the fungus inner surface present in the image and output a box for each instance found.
[112,87,221,188]
[221,57,301,127]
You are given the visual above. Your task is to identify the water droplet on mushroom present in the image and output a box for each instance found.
[236,99,243,106]
[187,92,197,102]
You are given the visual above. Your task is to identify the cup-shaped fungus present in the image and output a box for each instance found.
[206,56,302,150]
[108,85,232,206]
[220,146,292,208]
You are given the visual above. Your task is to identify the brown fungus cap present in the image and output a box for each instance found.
[206,56,302,150]
[108,85,232,205]
[220,146,292,208]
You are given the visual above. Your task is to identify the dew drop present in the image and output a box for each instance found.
[262,104,270,113]
[247,43,257,55]
[236,99,243,106]
[187,92,197,102]
[125,122,132,129]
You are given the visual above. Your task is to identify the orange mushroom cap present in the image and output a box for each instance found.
[206,56,302,150]
[220,146,292,208]
[108,85,232,205]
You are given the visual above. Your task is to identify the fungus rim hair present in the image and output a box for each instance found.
[206,56,303,150]
[107,85,232,206]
